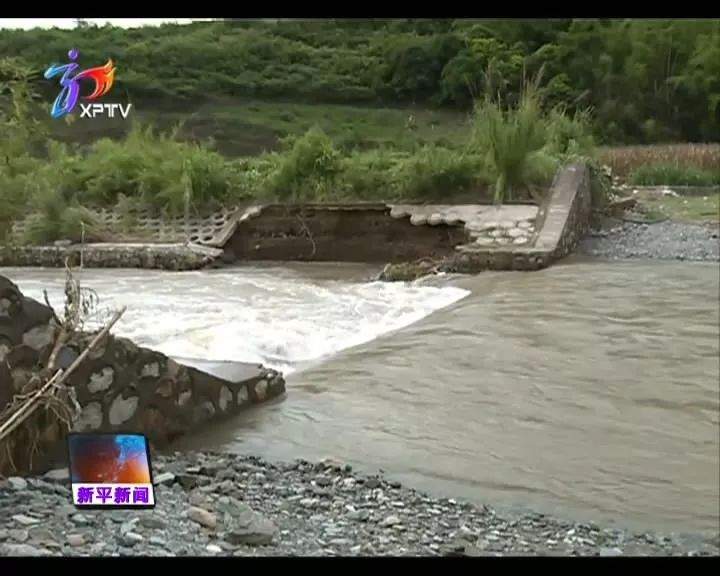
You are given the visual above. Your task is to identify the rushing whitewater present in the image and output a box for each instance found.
[3,265,470,374]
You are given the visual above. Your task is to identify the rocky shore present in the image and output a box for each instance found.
[580,220,719,262]
[1,451,718,557]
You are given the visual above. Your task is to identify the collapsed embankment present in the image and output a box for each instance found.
[0,274,285,476]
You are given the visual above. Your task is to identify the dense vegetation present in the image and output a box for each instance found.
[1,18,717,143]
[1,53,598,243]
[1,19,718,244]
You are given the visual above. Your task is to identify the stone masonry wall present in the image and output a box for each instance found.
[0,274,285,476]
[0,243,223,271]
[448,163,592,273]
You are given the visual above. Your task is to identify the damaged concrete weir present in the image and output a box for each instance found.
[0,274,286,476]
[211,163,591,273]
[0,164,592,273]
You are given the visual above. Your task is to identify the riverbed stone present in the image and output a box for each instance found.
[8,477,28,490]
[0,543,52,556]
[12,514,41,526]
[154,472,176,486]
[226,513,277,546]
[121,532,144,547]
[43,468,69,483]
[67,534,85,547]
[188,507,216,529]
[9,529,28,542]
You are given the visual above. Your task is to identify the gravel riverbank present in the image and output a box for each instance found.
[1,451,718,557]
[579,220,719,261]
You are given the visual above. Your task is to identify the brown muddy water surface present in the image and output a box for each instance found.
[4,258,719,535]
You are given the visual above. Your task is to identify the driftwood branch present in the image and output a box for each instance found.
[43,290,61,326]
[0,306,126,444]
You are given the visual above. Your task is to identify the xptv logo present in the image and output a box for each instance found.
[44,48,132,120]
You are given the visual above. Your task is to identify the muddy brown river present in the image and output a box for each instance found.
[4,257,719,535]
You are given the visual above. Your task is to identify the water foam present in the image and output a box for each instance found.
[10,267,469,374]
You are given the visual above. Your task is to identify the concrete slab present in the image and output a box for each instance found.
[172,356,266,384]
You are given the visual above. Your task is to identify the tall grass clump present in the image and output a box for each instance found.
[471,80,548,203]
[22,186,104,245]
[471,76,596,203]
[264,127,342,201]
[544,106,596,160]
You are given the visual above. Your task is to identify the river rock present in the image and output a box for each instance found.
[43,469,69,483]
[600,547,623,557]
[0,543,53,556]
[380,515,401,527]
[153,472,176,486]
[149,535,167,547]
[120,518,139,534]
[226,514,277,547]
[9,529,28,542]
[8,477,28,490]
[120,532,144,547]
[365,478,380,489]
[139,516,167,529]
[347,509,370,522]
[188,507,217,529]
[67,534,85,547]
[200,461,225,476]
[206,544,222,554]
[12,514,41,526]
[215,497,252,518]
[217,468,235,481]
[177,474,202,490]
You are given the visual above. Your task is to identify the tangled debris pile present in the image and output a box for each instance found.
[0,262,124,475]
